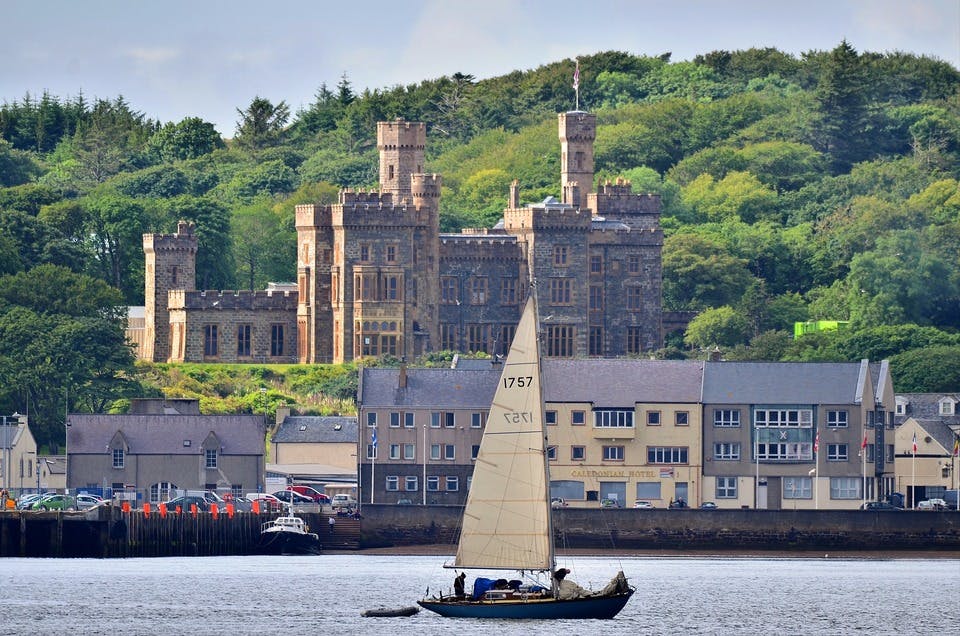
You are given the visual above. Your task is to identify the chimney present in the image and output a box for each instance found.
[509,179,520,209]
[398,362,407,389]
[709,346,722,362]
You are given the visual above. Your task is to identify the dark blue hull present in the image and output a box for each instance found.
[418,589,633,619]
[256,531,321,555]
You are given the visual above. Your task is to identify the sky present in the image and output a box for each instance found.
[4,0,959,136]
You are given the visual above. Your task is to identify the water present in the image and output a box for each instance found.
[0,554,957,635]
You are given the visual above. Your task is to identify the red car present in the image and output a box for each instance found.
[286,485,331,505]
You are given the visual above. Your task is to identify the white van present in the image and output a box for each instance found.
[331,494,357,510]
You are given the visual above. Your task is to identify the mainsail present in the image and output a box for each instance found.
[453,294,552,571]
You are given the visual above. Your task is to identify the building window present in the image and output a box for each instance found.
[386,476,399,491]
[404,413,414,428]
[590,254,602,274]
[467,324,490,353]
[390,412,401,428]
[754,409,813,427]
[626,327,643,354]
[366,444,377,460]
[675,411,689,426]
[404,476,418,491]
[497,325,515,356]
[427,476,439,491]
[205,449,217,469]
[589,285,603,312]
[468,277,488,304]
[647,447,688,464]
[359,243,370,262]
[646,411,661,426]
[430,444,441,461]
[827,444,848,461]
[783,477,813,499]
[572,410,585,426]
[440,324,457,350]
[626,287,642,311]
[602,446,625,461]
[367,413,377,427]
[112,448,124,469]
[500,278,517,305]
[595,410,634,428]
[471,413,484,428]
[940,400,955,416]
[571,446,586,461]
[471,445,479,460]
[444,444,455,460]
[430,412,455,428]
[830,477,861,499]
[446,476,459,491]
[588,327,603,356]
[827,410,848,427]
[546,411,557,425]
[441,277,458,304]
[547,446,557,460]
[237,325,251,357]
[627,254,640,274]
[549,278,572,305]
[714,410,741,427]
[713,443,740,460]
[203,324,218,357]
[270,324,284,356]
[546,325,575,357]
[389,444,401,460]
[757,442,813,461]
[716,476,737,499]
[403,444,416,460]
[382,274,400,301]
[553,245,568,266]
[386,245,396,263]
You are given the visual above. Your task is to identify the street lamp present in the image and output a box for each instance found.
[422,424,428,506]
[2,412,22,494]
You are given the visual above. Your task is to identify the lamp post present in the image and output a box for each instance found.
[754,421,760,509]
[2,413,22,494]
[422,424,428,506]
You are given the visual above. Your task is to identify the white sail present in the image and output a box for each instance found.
[454,294,552,571]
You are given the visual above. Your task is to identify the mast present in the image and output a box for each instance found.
[530,281,557,578]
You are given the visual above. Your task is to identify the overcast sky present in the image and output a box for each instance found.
[4,0,958,136]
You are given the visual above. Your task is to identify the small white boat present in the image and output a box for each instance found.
[257,516,321,555]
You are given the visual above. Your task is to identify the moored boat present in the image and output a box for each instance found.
[257,516,321,555]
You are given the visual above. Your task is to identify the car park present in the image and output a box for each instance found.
[162,495,209,512]
[271,490,316,508]
[917,498,947,510]
[287,485,331,505]
[860,501,902,511]
[246,493,284,512]
[16,493,48,510]
[699,502,718,510]
[76,494,104,510]
[633,500,655,509]
[32,494,78,511]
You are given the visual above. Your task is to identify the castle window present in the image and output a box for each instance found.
[590,254,602,274]
[589,327,603,356]
[203,325,218,357]
[356,273,377,301]
[380,335,397,356]
[553,245,568,266]
[322,248,332,264]
[237,325,251,357]
[626,327,643,354]
[441,277,458,304]
[171,266,178,285]
[440,324,458,350]
[549,278,572,305]
[589,285,603,312]
[382,274,400,301]
[497,325,515,357]
[359,243,371,262]
[388,165,395,180]
[627,287,643,311]
[467,324,490,354]
[270,324,284,356]
[500,278,517,305]
[546,325,575,357]
[468,277,488,305]
[386,245,397,263]
[627,255,640,274]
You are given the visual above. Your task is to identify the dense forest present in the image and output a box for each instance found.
[2,42,959,451]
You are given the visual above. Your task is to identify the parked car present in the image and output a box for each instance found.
[860,501,902,511]
[245,493,284,512]
[331,494,358,510]
[76,494,104,510]
[32,494,78,511]
[633,500,655,509]
[551,497,568,509]
[699,502,718,510]
[917,498,947,510]
[162,495,209,512]
[600,498,622,508]
[271,490,316,507]
[396,498,413,505]
[287,485,331,505]
[16,493,48,510]
[668,499,689,509]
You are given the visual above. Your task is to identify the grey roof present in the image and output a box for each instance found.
[272,416,357,444]
[451,357,497,370]
[907,417,960,452]
[542,359,704,407]
[360,367,501,409]
[591,218,631,231]
[895,393,960,430]
[66,414,265,455]
[702,361,866,405]
[0,425,18,450]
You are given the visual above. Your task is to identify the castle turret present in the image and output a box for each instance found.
[558,111,596,211]
[377,119,426,201]
[143,221,197,362]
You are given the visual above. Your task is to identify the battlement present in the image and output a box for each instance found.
[168,289,299,311]
[377,119,427,150]
[558,111,597,142]
[440,235,522,261]
[295,203,332,228]
[411,173,442,199]
[339,189,395,206]
[590,178,662,221]
[143,221,198,253]
[502,199,592,232]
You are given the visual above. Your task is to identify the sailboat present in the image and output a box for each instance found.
[418,290,634,619]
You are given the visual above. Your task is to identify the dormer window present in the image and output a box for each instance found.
[939,398,956,416]
[299,425,307,432]
[183,440,191,447]
[205,449,218,469]
[112,448,124,469]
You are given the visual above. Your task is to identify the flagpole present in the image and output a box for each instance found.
[573,59,580,111]
[371,426,376,505]
[911,441,916,510]
[814,433,819,510]
[861,433,867,507]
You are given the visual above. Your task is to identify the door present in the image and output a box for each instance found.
[757,478,768,509]
[675,482,688,506]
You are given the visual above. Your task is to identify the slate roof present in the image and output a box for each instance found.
[542,359,704,407]
[895,393,960,426]
[67,414,265,455]
[360,367,501,409]
[0,425,18,450]
[701,361,867,405]
[908,418,960,453]
[272,416,357,444]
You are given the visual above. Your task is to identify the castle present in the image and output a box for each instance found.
[142,111,664,364]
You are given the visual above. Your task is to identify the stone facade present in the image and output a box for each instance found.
[142,111,663,363]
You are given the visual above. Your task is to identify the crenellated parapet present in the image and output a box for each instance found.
[169,289,299,311]
[439,235,522,262]
[295,203,332,229]
[590,178,662,230]
[143,220,198,254]
[503,201,592,232]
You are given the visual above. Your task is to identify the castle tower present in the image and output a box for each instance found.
[558,111,596,210]
[143,221,197,362]
[377,119,426,200]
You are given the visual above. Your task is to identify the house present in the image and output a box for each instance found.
[894,393,960,505]
[701,359,896,510]
[66,398,265,502]
[268,412,358,498]
[0,414,37,496]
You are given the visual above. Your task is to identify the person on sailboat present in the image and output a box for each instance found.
[453,572,466,598]
[553,568,591,600]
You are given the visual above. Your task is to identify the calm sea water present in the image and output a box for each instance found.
[0,554,957,635]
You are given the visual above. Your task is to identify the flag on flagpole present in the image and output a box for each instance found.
[813,432,819,453]
[911,432,917,454]
[573,59,580,90]
[371,428,378,449]
[861,433,868,449]
[953,437,959,456]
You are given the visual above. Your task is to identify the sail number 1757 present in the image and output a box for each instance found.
[502,376,533,388]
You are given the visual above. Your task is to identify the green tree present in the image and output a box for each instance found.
[232,204,284,290]
[684,306,751,349]
[813,40,869,173]
[890,346,960,392]
[234,97,290,150]
[662,233,753,310]
[149,117,224,162]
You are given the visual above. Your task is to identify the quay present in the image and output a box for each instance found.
[2,505,959,557]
